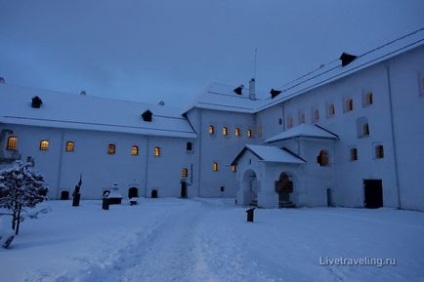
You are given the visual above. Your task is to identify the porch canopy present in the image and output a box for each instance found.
[264,124,338,144]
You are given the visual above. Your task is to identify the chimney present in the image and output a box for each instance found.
[249,78,256,100]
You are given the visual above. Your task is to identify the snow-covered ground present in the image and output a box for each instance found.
[1,198,423,282]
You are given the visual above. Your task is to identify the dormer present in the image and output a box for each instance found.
[142,110,153,122]
[339,52,357,67]
[31,96,43,108]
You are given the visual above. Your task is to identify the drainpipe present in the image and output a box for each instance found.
[385,65,402,209]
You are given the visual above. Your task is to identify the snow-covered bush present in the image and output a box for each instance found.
[0,160,48,235]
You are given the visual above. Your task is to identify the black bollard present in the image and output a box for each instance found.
[102,198,110,210]
[72,193,81,207]
[246,208,255,222]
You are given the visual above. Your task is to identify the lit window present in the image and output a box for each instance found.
[182,168,188,178]
[364,91,373,106]
[213,162,219,171]
[186,142,193,151]
[327,103,335,117]
[6,136,17,151]
[40,140,49,151]
[231,165,237,172]
[247,129,253,138]
[350,148,358,161]
[375,145,384,159]
[131,145,139,156]
[287,115,293,128]
[317,150,329,166]
[298,112,306,124]
[345,98,354,112]
[208,125,215,135]
[312,109,320,122]
[65,141,75,152]
[107,144,116,154]
[222,127,228,136]
[235,128,241,137]
[154,146,161,157]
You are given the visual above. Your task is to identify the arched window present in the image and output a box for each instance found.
[107,144,116,154]
[65,141,75,152]
[317,150,329,166]
[131,145,139,156]
[298,112,306,124]
[154,146,161,157]
[222,127,228,136]
[40,140,49,151]
[375,145,384,159]
[212,162,219,171]
[6,136,18,150]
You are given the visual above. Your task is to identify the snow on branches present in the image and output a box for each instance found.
[0,160,48,235]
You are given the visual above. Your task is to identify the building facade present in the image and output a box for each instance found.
[1,29,423,211]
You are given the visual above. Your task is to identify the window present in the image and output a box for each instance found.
[247,129,253,138]
[356,117,370,138]
[107,144,116,154]
[317,150,329,166]
[40,140,49,151]
[131,145,139,156]
[213,162,219,171]
[154,146,161,157]
[327,103,335,118]
[186,142,193,151]
[298,112,306,124]
[208,125,215,135]
[278,118,283,125]
[231,165,237,172]
[344,98,354,112]
[350,148,358,161]
[235,128,241,137]
[65,141,75,152]
[418,73,424,96]
[312,109,320,122]
[375,145,384,159]
[287,115,294,128]
[181,168,188,178]
[6,136,17,150]
[222,127,228,136]
[364,91,373,106]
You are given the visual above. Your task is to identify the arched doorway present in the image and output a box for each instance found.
[128,187,138,199]
[241,170,259,206]
[275,172,295,208]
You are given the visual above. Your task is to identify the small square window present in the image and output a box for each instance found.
[40,140,49,151]
[6,136,18,151]
[108,144,116,154]
[186,142,193,151]
[154,146,161,157]
[278,118,283,125]
[131,145,139,156]
[65,141,75,152]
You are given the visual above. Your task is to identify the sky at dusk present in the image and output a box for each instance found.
[1,0,424,107]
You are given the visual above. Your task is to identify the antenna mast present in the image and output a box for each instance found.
[253,48,257,79]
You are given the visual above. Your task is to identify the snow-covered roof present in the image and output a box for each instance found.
[265,124,338,143]
[257,28,424,111]
[231,144,306,165]
[184,82,268,114]
[0,84,197,138]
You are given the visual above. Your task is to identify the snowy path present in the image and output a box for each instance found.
[2,199,424,282]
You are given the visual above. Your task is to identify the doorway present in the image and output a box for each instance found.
[363,179,383,208]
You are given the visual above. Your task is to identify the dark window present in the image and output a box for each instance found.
[186,142,192,151]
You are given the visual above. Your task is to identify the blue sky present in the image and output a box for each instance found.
[1,0,423,107]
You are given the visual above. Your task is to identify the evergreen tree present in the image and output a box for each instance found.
[0,160,47,235]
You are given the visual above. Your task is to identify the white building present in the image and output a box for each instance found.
[1,28,423,211]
